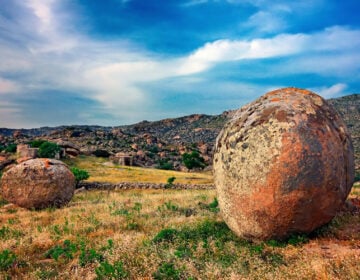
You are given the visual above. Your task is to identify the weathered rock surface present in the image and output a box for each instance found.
[1,158,75,209]
[214,87,355,240]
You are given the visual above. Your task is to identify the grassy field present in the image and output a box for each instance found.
[0,184,359,279]
[0,157,359,279]
[62,156,213,185]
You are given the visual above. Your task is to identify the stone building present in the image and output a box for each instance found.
[112,152,134,166]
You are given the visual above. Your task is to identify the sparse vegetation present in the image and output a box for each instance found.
[0,184,358,279]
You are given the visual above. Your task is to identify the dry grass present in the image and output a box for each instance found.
[62,156,213,185]
[0,185,359,279]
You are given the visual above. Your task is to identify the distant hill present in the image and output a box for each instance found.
[1,94,359,171]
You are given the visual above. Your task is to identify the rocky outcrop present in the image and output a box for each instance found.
[1,158,75,209]
[214,88,355,240]
[0,95,358,172]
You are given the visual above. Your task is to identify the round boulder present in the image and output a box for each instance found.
[214,87,354,240]
[1,158,75,209]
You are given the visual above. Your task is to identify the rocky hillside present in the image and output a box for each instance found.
[0,94,359,171]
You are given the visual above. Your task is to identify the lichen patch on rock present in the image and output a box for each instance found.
[1,158,75,209]
[214,87,355,240]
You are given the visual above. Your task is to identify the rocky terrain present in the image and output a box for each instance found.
[0,94,359,172]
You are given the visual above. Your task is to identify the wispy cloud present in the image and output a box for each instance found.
[244,11,288,34]
[311,83,348,99]
[182,0,208,7]
[177,26,360,75]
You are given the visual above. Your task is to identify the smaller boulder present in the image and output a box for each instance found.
[1,158,75,209]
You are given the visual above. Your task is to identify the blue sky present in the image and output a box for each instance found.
[0,0,359,128]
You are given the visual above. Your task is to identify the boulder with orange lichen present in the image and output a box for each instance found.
[1,158,75,209]
[214,87,355,241]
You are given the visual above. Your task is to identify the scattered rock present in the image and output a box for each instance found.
[214,87,355,240]
[1,158,75,209]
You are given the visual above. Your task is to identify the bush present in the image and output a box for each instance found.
[38,142,61,158]
[45,239,77,261]
[95,261,128,279]
[153,262,182,280]
[28,139,46,148]
[182,151,205,170]
[71,167,90,188]
[79,245,104,267]
[153,228,179,243]
[0,249,17,271]
[164,177,176,189]
[5,143,17,153]
[157,159,174,170]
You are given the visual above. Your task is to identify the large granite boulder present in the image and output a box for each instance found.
[214,87,354,240]
[1,158,75,209]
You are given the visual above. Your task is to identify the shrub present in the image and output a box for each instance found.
[199,197,220,213]
[164,176,176,189]
[0,249,17,271]
[28,139,46,148]
[45,239,77,261]
[79,245,104,267]
[153,228,179,243]
[95,261,128,279]
[5,143,17,153]
[71,167,90,188]
[38,142,61,158]
[182,151,205,170]
[153,262,182,280]
[157,159,174,170]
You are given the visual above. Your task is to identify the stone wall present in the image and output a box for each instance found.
[78,181,214,190]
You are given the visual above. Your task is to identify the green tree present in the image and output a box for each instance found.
[182,151,206,170]
[38,142,61,158]
[71,167,90,188]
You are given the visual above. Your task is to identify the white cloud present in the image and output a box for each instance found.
[311,83,348,99]
[177,26,360,75]
[244,11,288,33]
